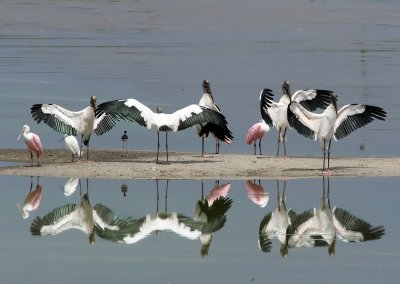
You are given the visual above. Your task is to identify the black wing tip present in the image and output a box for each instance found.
[364,105,387,121]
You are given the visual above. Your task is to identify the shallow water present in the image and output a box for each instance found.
[1,176,399,283]
[0,0,398,158]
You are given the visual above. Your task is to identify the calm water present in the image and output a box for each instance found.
[0,0,398,157]
[0,176,399,283]
[0,1,399,283]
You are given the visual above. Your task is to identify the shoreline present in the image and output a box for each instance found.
[0,149,399,180]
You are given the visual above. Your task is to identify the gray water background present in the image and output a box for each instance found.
[0,0,398,157]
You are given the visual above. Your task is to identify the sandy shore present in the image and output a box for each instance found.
[0,149,399,180]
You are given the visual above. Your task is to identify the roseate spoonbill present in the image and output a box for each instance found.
[17,176,42,219]
[62,135,82,162]
[31,96,116,160]
[196,80,231,156]
[260,81,332,157]
[287,91,387,174]
[17,125,43,166]
[246,120,270,155]
[94,98,234,164]
[121,130,128,155]
[258,181,296,256]
[245,180,269,208]
[30,180,135,245]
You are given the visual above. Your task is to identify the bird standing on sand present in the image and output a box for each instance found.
[17,125,43,166]
[246,119,270,155]
[196,80,231,156]
[260,81,332,158]
[94,98,233,164]
[287,91,387,174]
[121,130,128,155]
[31,96,116,160]
[63,135,82,162]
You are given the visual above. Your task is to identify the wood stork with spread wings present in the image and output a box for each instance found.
[30,184,134,245]
[95,98,234,163]
[31,96,116,160]
[258,181,296,256]
[260,81,333,157]
[287,91,387,174]
[285,177,385,256]
[195,80,231,156]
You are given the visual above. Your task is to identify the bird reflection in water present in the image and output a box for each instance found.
[17,176,42,219]
[30,179,134,245]
[96,179,233,257]
[258,180,295,256]
[62,177,80,197]
[284,176,385,256]
[246,179,269,208]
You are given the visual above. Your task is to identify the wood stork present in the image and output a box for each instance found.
[94,98,234,164]
[30,96,116,160]
[62,135,82,162]
[195,80,231,156]
[285,177,385,256]
[287,91,387,174]
[17,125,43,166]
[246,120,270,155]
[16,176,42,219]
[258,181,296,256]
[121,130,128,156]
[95,184,232,257]
[260,81,333,157]
[30,180,135,244]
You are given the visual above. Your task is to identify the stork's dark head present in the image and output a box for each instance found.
[90,96,97,109]
[282,80,291,96]
[202,80,212,95]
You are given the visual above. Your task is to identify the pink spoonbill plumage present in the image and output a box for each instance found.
[246,119,270,155]
[17,125,43,166]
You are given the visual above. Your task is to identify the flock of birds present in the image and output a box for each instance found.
[18,80,387,174]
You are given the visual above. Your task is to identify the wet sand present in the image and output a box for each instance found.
[0,149,398,180]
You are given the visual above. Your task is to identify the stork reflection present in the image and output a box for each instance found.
[30,179,134,245]
[17,176,42,219]
[96,179,233,257]
[284,176,385,256]
[258,180,295,256]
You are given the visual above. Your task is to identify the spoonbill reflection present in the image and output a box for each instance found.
[95,98,234,163]
[17,125,43,166]
[63,177,80,197]
[17,176,42,219]
[287,91,387,174]
[245,180,269,208]
[260,81,332,157]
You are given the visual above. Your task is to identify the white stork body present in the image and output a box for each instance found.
[63,135,82,162]
[195,80,229,156]
[260,81,333,157]
[30,192,134,244]
[95,98,233,163]
[31,96,114,160]
[287,92,387,173]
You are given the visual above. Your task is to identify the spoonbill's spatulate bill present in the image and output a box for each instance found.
[17,125,43,166]
[30,96,117,160]
[95,98,234,163]
[260,81,333,157]
[287,92,387,174]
